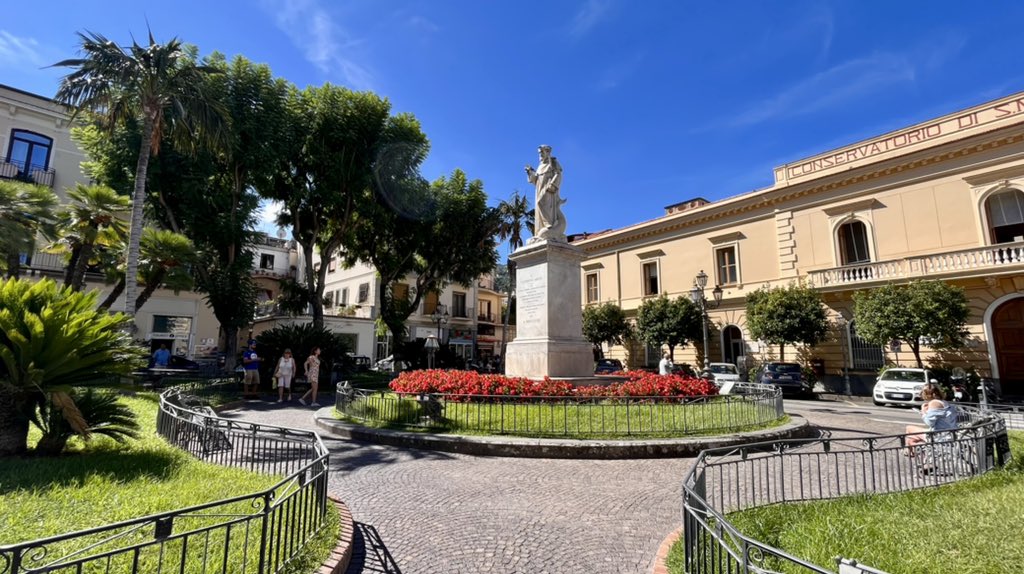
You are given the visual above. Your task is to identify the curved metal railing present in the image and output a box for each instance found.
[0,384,330,574]
[680,405,1011,573]
[335,382,785,437]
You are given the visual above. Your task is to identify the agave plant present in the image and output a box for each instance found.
[32,388,140,455]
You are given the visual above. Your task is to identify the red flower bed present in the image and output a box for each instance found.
[389,369,718,398]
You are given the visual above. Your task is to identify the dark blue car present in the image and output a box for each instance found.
[758,362,812,396]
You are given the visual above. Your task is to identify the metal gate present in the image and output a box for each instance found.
[849,320,884,370]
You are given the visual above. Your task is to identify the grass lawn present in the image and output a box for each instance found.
[0,392,339,574]
[337,392,786,439]
[667,431,1024,574]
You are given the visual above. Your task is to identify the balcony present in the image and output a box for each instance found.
[808,241,1024,288]
[0,159,56,188]
[477,311,498,323]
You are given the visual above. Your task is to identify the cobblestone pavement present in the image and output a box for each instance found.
[219,397,907,574]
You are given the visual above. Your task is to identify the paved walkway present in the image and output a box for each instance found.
[219,398,905,574]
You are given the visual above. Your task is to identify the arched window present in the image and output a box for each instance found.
[837,220,871,265]
[985,189,1024,244]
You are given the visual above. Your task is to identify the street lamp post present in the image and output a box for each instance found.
[431,303,449,342]
[834,313,852,396]
[424,334,439,369]
[689,270,723,371]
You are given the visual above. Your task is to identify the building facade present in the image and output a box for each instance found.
[576,90,1024,397]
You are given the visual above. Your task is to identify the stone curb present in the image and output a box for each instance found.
[318,496,355,574]
[312,408,815,459]
[814,392,875,405]
[651,526,682,574]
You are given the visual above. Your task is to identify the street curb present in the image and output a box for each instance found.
[814,393,875,405]
[318,496,355,574]
[312,408,815,459]
[651,527,682,574]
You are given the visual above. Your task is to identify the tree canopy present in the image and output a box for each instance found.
[582,302,633,356]
[745,283,828,361]
[853,280,969,368]
[635,295,702,360]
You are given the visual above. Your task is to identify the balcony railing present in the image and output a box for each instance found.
[477,311,497,323]
[0,159,56,187]
[808,241,1024,287]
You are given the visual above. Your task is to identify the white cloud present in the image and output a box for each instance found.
[257,199,286,234]
[263,0,374,90]
[0,30,45,69]
[723,54,917,129]
[569,0,612,39]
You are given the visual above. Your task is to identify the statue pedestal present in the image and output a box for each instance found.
[504,240,594,379]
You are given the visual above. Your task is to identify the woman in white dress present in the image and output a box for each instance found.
[275,349,296,403]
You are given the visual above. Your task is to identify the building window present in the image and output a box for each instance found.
[340,287,349,306]
[985,190,1024,244]
[259,253,275,270]
[645,341,661,367]
[478,300,493,322]
[323,291,334,308]
[585,272,599,303]
[358,282,369,303]
[715,245,739,286]
[452,292,467,317]
[641,261,659,296]
[837,220,871,265]
[328,258,337,273]
[393,283,409,302]
[424,291,439,315]
[6,129,53,172]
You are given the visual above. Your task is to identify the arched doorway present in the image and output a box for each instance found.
[722,325,744,366]
[992,298,1024,397]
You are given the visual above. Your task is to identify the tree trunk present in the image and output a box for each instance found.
[223,325,239,371]
[69,241,94,292]
[5,252,21,279]
[911,341,923,369]
[0,392,29,456]
[779,343,785,362]
[64,247,80,287]
[124,114,156,318]
[500,261,516,372]
[134,269,166,313]
[34,432,70,456]
[98,276,126,312]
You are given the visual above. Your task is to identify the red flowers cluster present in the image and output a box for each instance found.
[389,369,718,399]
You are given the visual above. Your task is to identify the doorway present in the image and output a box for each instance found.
[993,298,1024,397]
[722,325,744,366]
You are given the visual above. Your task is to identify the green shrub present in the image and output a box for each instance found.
[254,323,350,384]
[33,388,139,455]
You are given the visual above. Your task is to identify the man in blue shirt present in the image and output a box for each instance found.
[242,340,261,398]
[153,344,171,368]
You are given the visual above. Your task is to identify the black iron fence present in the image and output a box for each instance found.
[680,405,1010,573]
[0,384,330,574]
[335,383,785,437]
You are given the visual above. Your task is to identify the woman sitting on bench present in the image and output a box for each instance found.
[905,383,958,454]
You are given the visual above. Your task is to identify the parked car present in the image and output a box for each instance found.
[134,355,201,386]
[873,367,933,406]
[595,358,624,374]
[672,363,699,378]
[707,362,741,385]
[758,362,812,396]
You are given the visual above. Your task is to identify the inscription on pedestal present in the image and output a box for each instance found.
[517,274,544,324]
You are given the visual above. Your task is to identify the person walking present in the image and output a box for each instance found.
[299,346,322,408]
[659,351,674,375]
[241,340,261,398]
[274,349,296,403]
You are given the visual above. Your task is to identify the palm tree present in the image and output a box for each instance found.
[0,180,59,278]
[47,183,129,291]
[96,227,195,313]
[495,191,534,368]
[53,30,223,317]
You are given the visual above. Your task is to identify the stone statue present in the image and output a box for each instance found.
[525,145,567,242]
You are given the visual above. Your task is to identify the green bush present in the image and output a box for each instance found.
[254,323,350,384]
[0,278,145,456]
[33,388,139,455]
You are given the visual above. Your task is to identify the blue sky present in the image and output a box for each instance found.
[4,1,1024,254]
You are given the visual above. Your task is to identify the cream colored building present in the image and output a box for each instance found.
[577,91,1024,397]
[2,83,221,361]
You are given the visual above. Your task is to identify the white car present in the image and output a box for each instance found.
[873,368,933,406]
[708,363,741,385]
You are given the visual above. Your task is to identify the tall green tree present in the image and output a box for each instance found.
[48,183,129,291]
[54,31,224,317]
[0,180,58,278]
[267,84,426,329]
[582,302,633,358]
[636,295,702,360]
[853,280,970,368]
[495,190,534,365]
[746,283,828,361]
[0,278,143,456]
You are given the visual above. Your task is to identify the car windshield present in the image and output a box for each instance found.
[767,363,801,374]
[882,370,926,382]
[710,364,737,374]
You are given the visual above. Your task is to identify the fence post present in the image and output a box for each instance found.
[256,491,274,573]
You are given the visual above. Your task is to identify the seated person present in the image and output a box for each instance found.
[905,383,958,454]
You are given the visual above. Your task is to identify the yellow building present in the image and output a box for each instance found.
[576,90,1024,397]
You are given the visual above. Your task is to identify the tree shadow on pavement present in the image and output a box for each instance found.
[346,522,402,574]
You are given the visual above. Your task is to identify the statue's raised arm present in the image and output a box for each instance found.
[526,145,567,243]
